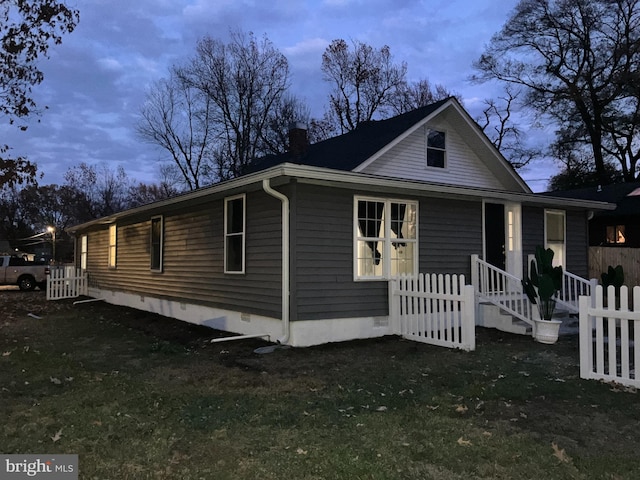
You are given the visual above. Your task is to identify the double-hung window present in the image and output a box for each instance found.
[150,216,163,272]
[354,197,418,280]
[225,194,245,273]
[426,128,446,168]
[108,224,117,268]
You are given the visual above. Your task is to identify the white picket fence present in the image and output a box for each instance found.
[579,285,640,388]
[389,273,475,351]
[46,267,88,300]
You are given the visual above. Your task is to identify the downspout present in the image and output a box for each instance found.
[262,179,290,344]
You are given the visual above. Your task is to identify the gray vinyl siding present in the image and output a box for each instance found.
[292,184,388,321]
[521,206,589,277]
[522,206,544,272]
[80,190,282,318]
[566,210,589,277]
[292,185,485,321]
[420,198,483,277]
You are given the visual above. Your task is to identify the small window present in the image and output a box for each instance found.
[426,128,446,168]
[150,216,163,272]
[108,224,117,268]
[80,235,88,270]
[606,225,626,244]
[225,194,245,273]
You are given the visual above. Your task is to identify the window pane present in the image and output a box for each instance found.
[391,241,415,275]
[357,201,384,238]
[357,240,383,277]
[546,212,564,242]
[227,198,244,234]
[226,235,243,272]
[427,129,445,149]
[427,149,445,168]
[617,225,626,243]
[151,217,162,270]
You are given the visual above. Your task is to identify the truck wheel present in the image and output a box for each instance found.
[18,275,36,291]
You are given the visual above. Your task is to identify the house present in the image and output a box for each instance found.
[67,98,614,347]
[547,181,640,285]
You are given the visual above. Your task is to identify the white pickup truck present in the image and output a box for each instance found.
[0,255,50,291]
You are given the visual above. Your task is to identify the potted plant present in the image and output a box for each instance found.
[522,246,563,344]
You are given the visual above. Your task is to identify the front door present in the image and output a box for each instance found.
[484,203,505,271]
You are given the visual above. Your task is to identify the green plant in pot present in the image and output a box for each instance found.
[522,247,564,344]
[522,246,563,320]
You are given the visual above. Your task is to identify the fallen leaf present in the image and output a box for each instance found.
[51,429,63,443]
[482,431,492,438]
[50,377,62,385]
[455,404,468,413]
[92,420,102,426]
[375,406,388,412]
[551,442,571,463]
[2,351,11,357]
[296,448,307,455]
[457,437,472,447]
[425,405,439,410]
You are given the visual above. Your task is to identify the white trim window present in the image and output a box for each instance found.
[426,128,446,168]
[80,235,88,270]
[544,209,566,267]
[354,196,418,280]
[108,224,117,268]
[224,194,246,274]
[150,215,164,272]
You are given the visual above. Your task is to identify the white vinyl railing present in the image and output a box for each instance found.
[579,285,640,389]
[527,254,597,313]
[471,254,535,327]
[389,273,475,351]
[46,267,88,300]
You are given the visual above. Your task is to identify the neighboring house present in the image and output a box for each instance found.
[68,98,613,347]
[547,182,640,285]
[547,182,640,248]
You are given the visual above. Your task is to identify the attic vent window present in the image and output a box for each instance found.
[426,128,446,168]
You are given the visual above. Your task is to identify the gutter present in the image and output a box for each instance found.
[262,178,291,345]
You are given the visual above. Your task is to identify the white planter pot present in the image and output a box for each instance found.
[533,318,562,344]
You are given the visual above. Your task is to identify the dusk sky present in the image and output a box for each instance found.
[2,0,556,191]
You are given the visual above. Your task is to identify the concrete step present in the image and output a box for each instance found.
[478,303,532,336]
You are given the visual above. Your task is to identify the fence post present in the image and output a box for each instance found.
[589,278,598,307]
[470,255,478,292]
[462,285,476,351]
[578,295,591,381]
[388,278,397,335]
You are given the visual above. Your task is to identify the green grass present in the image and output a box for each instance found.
[1,291,639,479]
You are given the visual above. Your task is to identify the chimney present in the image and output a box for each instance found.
[288,122,308,159]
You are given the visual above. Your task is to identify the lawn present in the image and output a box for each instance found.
[1,289,639,479]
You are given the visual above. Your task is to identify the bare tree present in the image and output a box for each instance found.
[390,79,458,115]
[473,0,640,183]
[260,94,311,156]
[137,70,215,190]
[321,39,407,133]
[478,87,540,169]
[179,30,291,179]
[64,163,132,219]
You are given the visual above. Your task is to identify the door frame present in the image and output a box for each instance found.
[482,200,522,279]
